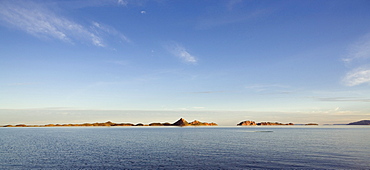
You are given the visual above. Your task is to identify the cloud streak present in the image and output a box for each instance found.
[245,84,290,92]
[117,0,128,6]
[343,33,370,63]
[316,97,370,102]
[56,0,129,9]
[91,21,130,44]
[342,33,370,86]
[165,42,198,64]
[343,67,370,86]
[0,1,128,47]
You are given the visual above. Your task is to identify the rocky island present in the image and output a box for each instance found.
[237,120,294,126]
[2,118,217,127]
[305,123,319,125]
[173,118,217,126]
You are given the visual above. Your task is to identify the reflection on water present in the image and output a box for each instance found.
[0,126,369,169]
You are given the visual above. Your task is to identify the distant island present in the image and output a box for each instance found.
[305,123,319,126]
[347,120,370,125]
[2,118,217,127]
[237,120,294,126]
[6,119,370,127]
[237,120,320,126]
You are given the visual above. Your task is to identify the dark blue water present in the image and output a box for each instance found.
[1,126,369,169]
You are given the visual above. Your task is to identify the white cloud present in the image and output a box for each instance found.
[117,0,128,6]
[0,1,128,47]
[141,11,146,14]
[317,97,370,102]
[343,67,370,86]
[343,33,370,63]
[165,42,197,64]
[0,2,67,41]
[53,0,130,9]
[91,21,130,44]
[342,33,370,86]
[90,34,105,47]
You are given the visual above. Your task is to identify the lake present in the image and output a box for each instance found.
[0,126,369,169]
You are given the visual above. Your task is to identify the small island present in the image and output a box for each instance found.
[2,118,217,127]
[237,120,294,126]
[305,123,319,126]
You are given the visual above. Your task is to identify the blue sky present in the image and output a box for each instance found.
[1,0,370,125]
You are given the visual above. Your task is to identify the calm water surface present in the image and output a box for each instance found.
[0,126,369,169]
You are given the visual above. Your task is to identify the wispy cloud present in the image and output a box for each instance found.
[91,21,130,44]
[0,1,128,47]
[343,67,370,86]
[342,33,370,63]
[165,42,198,64]
[117,0,128,6]
[316,97,370,102]
[245,84,290,92]
[56,0,130,9]
[342,33,370,86]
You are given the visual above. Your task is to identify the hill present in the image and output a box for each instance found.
[347,120,370,125]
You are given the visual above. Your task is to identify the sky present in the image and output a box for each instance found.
[1,0,370,126]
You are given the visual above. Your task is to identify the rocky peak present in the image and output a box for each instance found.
[172,118,189,126]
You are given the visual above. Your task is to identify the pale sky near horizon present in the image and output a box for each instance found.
[1,0,370,126]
